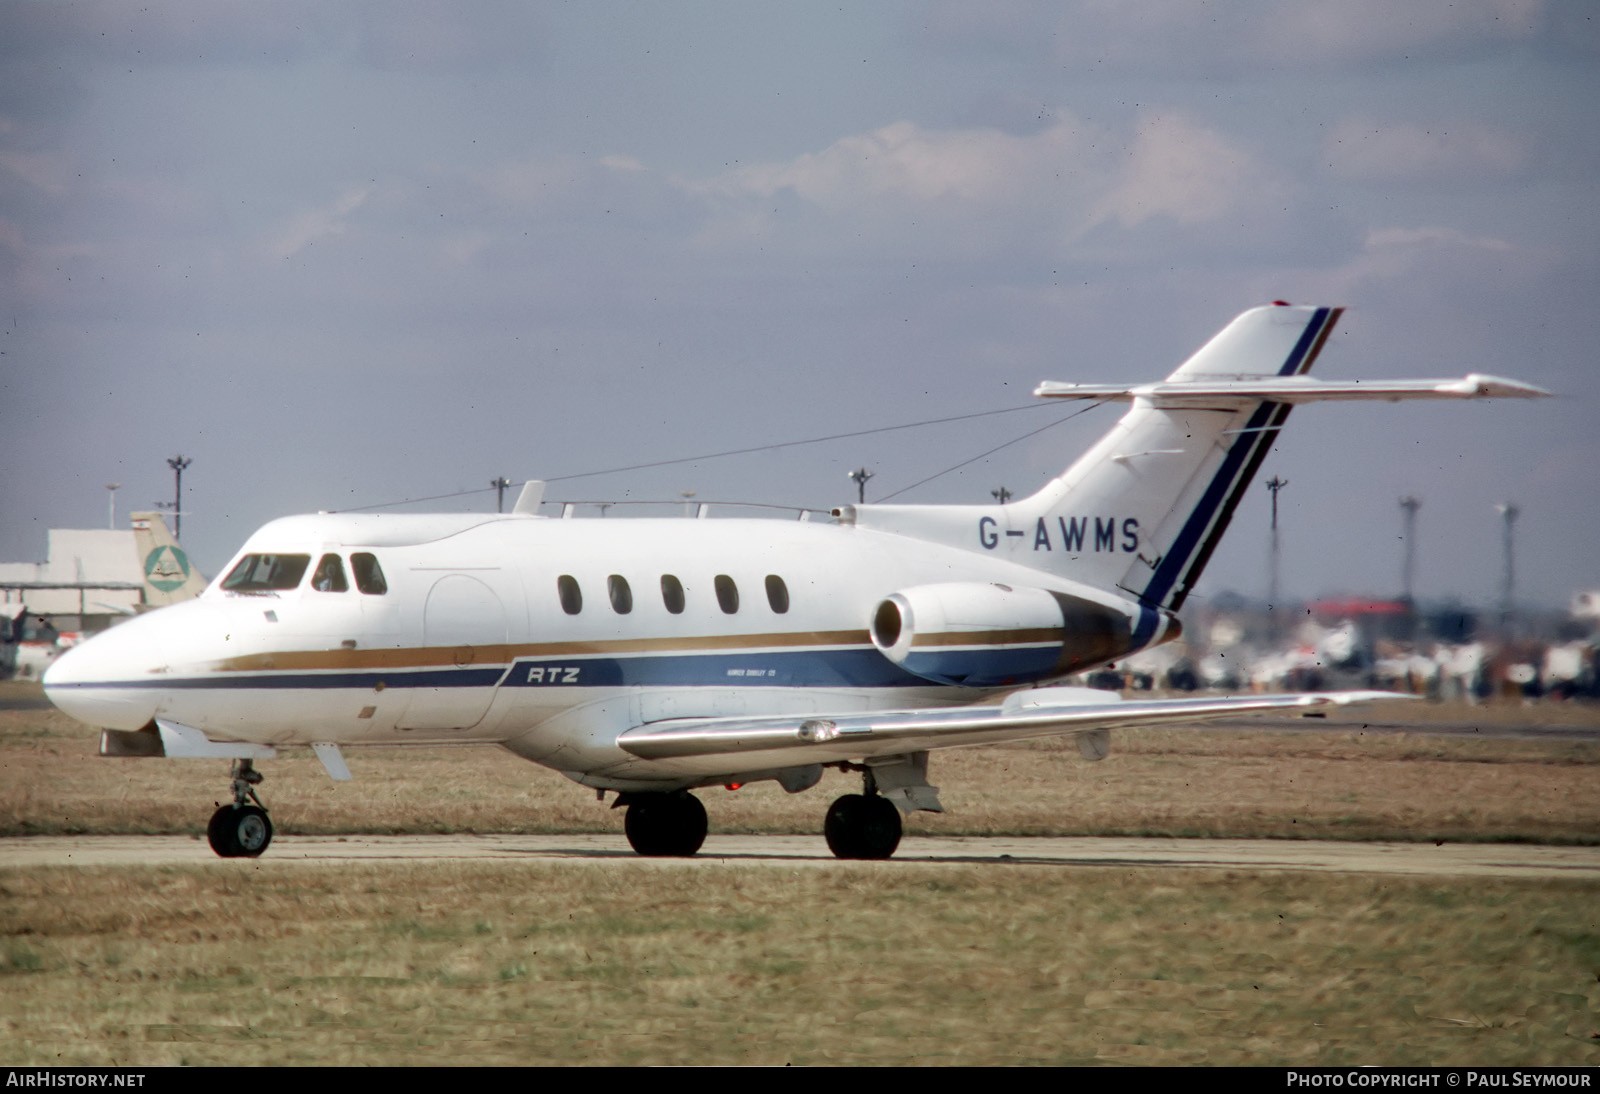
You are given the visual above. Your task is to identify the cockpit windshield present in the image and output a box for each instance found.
[220,553,312,594]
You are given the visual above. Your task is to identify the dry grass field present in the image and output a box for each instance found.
[3,681,1598,1065]
[3,683,1597,843]
[3,862,1597,1066]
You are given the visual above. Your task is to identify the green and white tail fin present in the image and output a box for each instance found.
[130,512,207,607]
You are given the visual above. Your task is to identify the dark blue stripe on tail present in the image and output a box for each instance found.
[1135,307,1338,618]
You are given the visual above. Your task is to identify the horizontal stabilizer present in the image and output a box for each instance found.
[1034,373,1551,406]
[618,690,1405,762]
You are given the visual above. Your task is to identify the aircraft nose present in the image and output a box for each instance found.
[43,613,170,729]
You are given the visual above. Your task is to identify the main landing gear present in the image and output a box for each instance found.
[207,758,273,858]
[824,769,902,860]
[619,791,708,857]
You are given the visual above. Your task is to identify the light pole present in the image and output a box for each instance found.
[1399,496,1421,604]
[106,483,121,530]
[490,477,511,513]
[848,468,873,504]
[166,455,192,541]
[1497,503,1519,638]
[1265,475,1288,639]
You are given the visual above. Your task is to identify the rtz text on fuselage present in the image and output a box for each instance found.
[979,516,1139,553]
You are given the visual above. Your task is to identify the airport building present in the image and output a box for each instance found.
[0,527,149,677]
[0,527,145,620]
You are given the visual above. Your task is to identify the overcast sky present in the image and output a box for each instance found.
[2,1,1596,614]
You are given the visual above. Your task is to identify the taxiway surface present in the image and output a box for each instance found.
[2,833,1596,880]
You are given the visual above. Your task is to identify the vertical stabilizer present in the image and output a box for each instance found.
[848,305,1343,626]
[130,512,207,607]
[1017,304,1343,613]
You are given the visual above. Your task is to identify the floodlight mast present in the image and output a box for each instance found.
[1399,496,1421,605]
[1265,475,1288,639]
[166,456,192,541]
[848,468,874,504]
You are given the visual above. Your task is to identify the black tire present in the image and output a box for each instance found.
[206,805,236,857]
[624,793,707,857]
[824,793,902,860]
[206,804,273,858]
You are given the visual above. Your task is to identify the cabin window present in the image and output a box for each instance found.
[660,574,685,614]
[714,574,739,614]
[607,574,633,614]
[311,554,349,593]
[220,553,311,593]
[557,575,583,615]
[351,553,388,595]
[764,574,790,614]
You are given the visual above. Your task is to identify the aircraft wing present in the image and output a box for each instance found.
[617,688,1402,763]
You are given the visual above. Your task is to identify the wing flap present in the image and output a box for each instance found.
[617,690,1404,762]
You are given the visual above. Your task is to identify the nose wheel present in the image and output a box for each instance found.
[207,759,274,858]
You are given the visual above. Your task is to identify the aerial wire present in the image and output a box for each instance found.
[331,400,1094,514]
[871,404,1098,503]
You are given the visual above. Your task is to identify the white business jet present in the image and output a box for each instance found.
[41,304,1546,859]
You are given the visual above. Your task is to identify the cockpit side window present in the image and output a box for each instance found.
[351,553,388,595]
[311,554,349,593]
[220,553,312,594]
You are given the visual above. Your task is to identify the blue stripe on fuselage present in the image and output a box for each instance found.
[47,646,936,693]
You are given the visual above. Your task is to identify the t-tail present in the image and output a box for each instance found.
[843,303,1547,643]
[130,511,207,607]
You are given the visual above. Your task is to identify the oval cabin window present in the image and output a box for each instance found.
[608,574,633,614]
[764,574,789,614]
[714,574,739,614]
[557,575,583,615]
[660,575,685,614]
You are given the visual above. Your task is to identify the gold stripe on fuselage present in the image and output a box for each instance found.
[211,629,875,673]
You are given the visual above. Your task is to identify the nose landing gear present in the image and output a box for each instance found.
[207,758,274,858]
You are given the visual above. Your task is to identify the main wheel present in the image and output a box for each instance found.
[824,793,902,860]
[206,804,273,858]
[624,793,708,857]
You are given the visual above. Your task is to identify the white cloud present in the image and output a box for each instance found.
[1324,119,1528,180]
[1299,223,1528,304]
[1085,113,1288,231]
[1363,226,1515,252]
[691,113,1289,258]
[703,120,1086,208]
[0,149,73,196]
[268,186,373,260]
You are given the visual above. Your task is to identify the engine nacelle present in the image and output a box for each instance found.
[870,581,1178,687]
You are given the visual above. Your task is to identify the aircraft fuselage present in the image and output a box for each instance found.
[44,510,1160,789]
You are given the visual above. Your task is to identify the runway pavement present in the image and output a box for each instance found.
[3,833,1597,879]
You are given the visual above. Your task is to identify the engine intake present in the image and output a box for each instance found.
[870,581,1177,687]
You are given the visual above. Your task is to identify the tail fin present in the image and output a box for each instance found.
[130,512,207,607]
[845,303,1544,627]
[1032,304,1343,614]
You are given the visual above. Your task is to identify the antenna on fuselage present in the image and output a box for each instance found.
[512,480,545,516]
